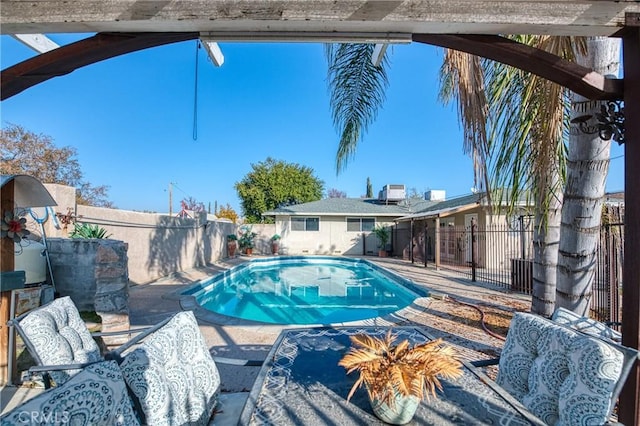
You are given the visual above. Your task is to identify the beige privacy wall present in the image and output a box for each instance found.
[41,183,235,284]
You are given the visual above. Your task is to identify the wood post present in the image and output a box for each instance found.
[435,217,441,270]
[620,20,640,425]
[424,222,428,268]
[0,180,15,385]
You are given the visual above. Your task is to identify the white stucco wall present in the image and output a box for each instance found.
[273,215,395,256]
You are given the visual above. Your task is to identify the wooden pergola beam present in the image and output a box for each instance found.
[412,33,623,101]
[2,32,621,103]
[0,32,198,100]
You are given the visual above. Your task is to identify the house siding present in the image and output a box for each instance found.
[274,215,395,256]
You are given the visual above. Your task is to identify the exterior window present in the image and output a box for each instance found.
[347,217,376,232]
[291,217,319,231]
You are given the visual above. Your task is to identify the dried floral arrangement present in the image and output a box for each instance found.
[339,331,463,407]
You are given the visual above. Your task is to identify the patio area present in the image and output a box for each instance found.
[1,256,532,413]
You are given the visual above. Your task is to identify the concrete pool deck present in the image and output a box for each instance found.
[130,255,532,393]
[1,255,532,412]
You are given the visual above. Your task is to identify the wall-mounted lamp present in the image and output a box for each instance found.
[570,101,625,145]
[200,39,225,67]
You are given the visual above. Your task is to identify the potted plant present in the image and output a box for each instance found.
[227,234,238,258]
[238,225,257,255]
[339,331,463,425]
[372,225,390,257]
[271,234,281,255]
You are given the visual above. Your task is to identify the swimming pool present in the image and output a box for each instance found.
[183,256,428,325]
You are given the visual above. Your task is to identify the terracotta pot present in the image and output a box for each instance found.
[272,242,279,255]
[378,250,388,258]
[227,241,237,257]
[244,247,253,256]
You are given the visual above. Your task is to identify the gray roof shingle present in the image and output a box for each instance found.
[264,194,482,217]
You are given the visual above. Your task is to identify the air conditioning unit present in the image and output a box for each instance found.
[425,190,446,201]
[380,184,406,202]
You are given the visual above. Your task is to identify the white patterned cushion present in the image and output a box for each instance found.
[119,311,221,426]
[0,361,139,426]
[497,313,624,426]
[551,307,622,342]
[19,296,103,385]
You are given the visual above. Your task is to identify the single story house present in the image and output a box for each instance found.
[264,186,532,261]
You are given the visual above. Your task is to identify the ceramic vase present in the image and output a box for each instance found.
[369,393,420,425]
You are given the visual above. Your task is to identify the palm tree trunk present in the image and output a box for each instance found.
[556,37,621,315]
[531,175,563,317]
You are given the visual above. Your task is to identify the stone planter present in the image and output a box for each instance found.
[47,238,130,346]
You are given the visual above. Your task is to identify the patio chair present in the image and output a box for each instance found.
[551,306,622,342]
[4,309,262,425]
[0,360,140,425]
[472,312,639,426]
[7,296,149,388]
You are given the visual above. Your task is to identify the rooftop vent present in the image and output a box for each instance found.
[425,190,446,201]
[379,184,406,204]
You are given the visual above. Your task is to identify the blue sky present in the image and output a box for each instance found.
[1,34,625,215]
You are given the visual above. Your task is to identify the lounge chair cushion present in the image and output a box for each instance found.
[119,311,221,426]
[496,312,624,426]
[551,307,622,342]
[18,296,102,385]
[0,360,139,425]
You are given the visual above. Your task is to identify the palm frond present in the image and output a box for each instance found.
[325,43,390,173]
[483,35,579,222]
[439,49,490,196]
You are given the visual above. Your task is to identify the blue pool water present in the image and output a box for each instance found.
[183,256,428,325]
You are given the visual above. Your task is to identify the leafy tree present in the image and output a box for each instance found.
[327,188,347,198]
[366,177,373,198]
[0,123,113,207]
[235,157,324,223]
[181,196,205,212]
[217,203,239,223]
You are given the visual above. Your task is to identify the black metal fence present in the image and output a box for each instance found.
[395,217,624,326]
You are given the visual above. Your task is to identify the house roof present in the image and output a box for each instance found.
[264,197,436,217]
[396,193,483,221]
[264,193,487,219]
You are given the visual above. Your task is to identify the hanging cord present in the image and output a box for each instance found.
[192,40,200,141]
[447,296,506,341]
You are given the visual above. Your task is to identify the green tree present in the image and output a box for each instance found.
[235,157,324,223]
[0,123,113,207]
[466,36,576,316]
[217,203,239,223]
[366,177,373,198]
